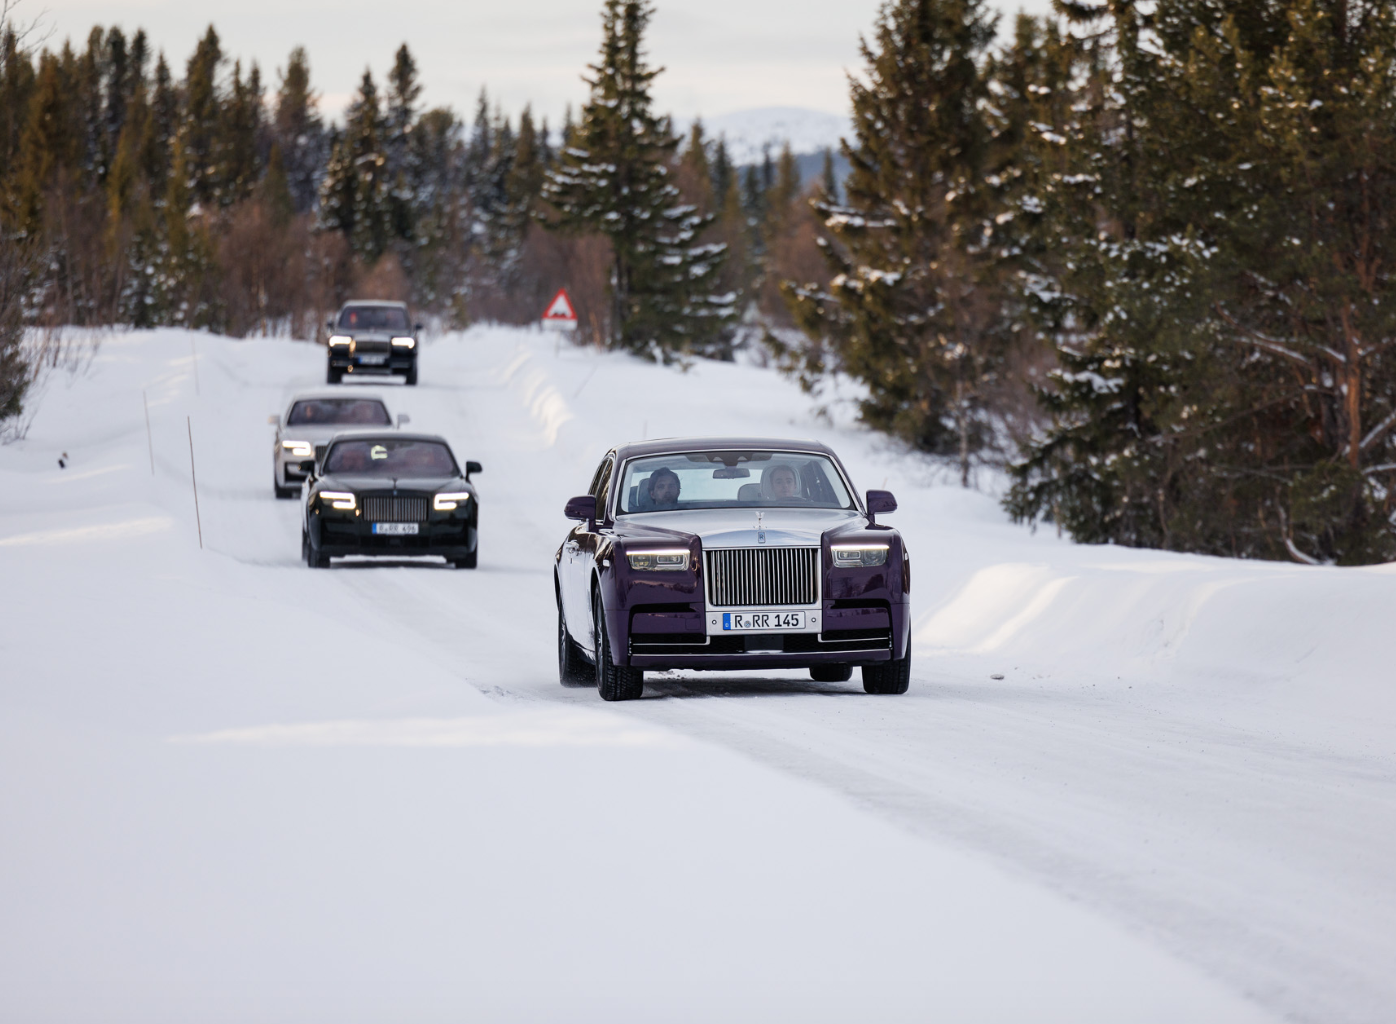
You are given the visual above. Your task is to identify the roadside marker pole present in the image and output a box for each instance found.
[191,336,201,396]
[187,415,203,549]
[143,390,154,475]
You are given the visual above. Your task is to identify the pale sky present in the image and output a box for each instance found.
[28,0,1055,124]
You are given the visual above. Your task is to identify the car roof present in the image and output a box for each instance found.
[612,436,837,463]
[286,392,390,406]
[324,429,451,446]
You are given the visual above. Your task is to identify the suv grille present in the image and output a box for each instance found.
[363,495,428,522]
[705,547,820,608]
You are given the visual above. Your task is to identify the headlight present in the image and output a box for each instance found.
[328,335,352,347]
[832,543,889,567]
[281,440,313,457]
[320,491,356,511]
[627,550,689,571]
[391,336,416,348]
[433,491,472,511]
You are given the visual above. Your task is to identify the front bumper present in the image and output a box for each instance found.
[329,351,415,376]
[313,516,477,558]
[623,602,901,670]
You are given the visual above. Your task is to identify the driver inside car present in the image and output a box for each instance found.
[763,463,802,501]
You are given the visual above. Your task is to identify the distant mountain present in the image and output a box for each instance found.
[693,107,850,165]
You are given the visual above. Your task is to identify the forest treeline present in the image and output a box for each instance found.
[5,0,1396,565]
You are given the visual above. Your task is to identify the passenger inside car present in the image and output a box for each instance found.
[635,467,681,510]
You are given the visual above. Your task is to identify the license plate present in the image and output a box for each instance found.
[372,522,418,535]
[358,354,387,365]
[723,611,805,631]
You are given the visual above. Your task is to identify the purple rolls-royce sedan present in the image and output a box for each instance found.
[555,437,911,701]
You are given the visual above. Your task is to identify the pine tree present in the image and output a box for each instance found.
[220,60,262,205]
[319,70,390,261]
[182,26,223,207]
[272,47,325,215]
[543,0,730,355]
[784,0,1003,483]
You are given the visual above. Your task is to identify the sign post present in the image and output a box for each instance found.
[541,288,578,332]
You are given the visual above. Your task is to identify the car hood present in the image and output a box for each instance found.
[615,507,862,547]
[320,473,465,492]
[281,424,386,443]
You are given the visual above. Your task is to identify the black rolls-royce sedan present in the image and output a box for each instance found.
[555,436,911,700]
[303,431,481,568]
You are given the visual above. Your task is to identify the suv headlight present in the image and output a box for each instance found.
[328,335,352,347]
[281,440,313,457]
[627,550,689,571]
[434,491,472,511]
[321,491,356,511]
[391,336,416,349]
[832,543,888,567]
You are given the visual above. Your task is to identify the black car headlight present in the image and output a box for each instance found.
[433,492,472,512]
[626,550,688,571]
[832,543,888,568]
[320,491,356,511]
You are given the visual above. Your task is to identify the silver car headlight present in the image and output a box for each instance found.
[433,491,472,511]
[391,336,416,349]
[321,491,356,511]
[328,335,352,347]
[832,543,889,568]
[281,440,313,457]
[627,550,688,571]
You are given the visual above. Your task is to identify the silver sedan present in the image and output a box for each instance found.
[269,393,409,498]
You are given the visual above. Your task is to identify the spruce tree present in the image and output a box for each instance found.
[182,26,223,207]
[784,0,1002,482]
[543,0,731,356]
[319,70,391,261]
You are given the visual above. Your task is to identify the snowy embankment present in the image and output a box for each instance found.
[0,326,1390,1023]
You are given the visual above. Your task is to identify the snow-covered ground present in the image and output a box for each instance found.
[2,326,1392,1023]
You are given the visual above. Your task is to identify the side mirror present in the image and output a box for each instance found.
[866,489,897,525]
[397,413,411,427]
[267,414,279,426]
[565,494,597,528]
[325,318,334,332]
[414,322,424,333]
[465,460,483,480]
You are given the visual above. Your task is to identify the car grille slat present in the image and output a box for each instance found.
[705,547,819,608]
[362,496,428,522]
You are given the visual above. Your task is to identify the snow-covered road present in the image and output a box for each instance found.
[3,327,1393,1023]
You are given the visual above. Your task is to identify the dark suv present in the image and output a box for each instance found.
[326,301,421,385]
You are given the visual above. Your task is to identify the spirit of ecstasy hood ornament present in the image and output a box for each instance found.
[755,510,766,545]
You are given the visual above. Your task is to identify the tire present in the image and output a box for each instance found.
[810,664,853,683]
[862,648,911,695]
[404,364,418,386]
[274,477,296,499]
[453,550,477,569]
[304,526,330,569]
[327,366,342,385]
[558,599,591,687]
[593,590,643,701]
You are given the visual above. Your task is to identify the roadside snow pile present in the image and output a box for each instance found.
[3,324,1390,1022]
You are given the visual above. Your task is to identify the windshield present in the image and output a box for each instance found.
[617,450,855,514]
[324,439,456,477]
[288,398,391,427]
[337,306,410,331]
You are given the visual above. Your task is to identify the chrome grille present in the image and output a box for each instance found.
[362,495,428,523]
[704,547,820,608]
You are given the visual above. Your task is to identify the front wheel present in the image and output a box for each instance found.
[404,364,418,386]
[303,526,329,569]
[862,649,911,695]
[593,591,643,701]
[326,366,342,385]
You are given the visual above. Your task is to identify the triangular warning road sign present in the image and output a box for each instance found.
[543,289,577,322]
